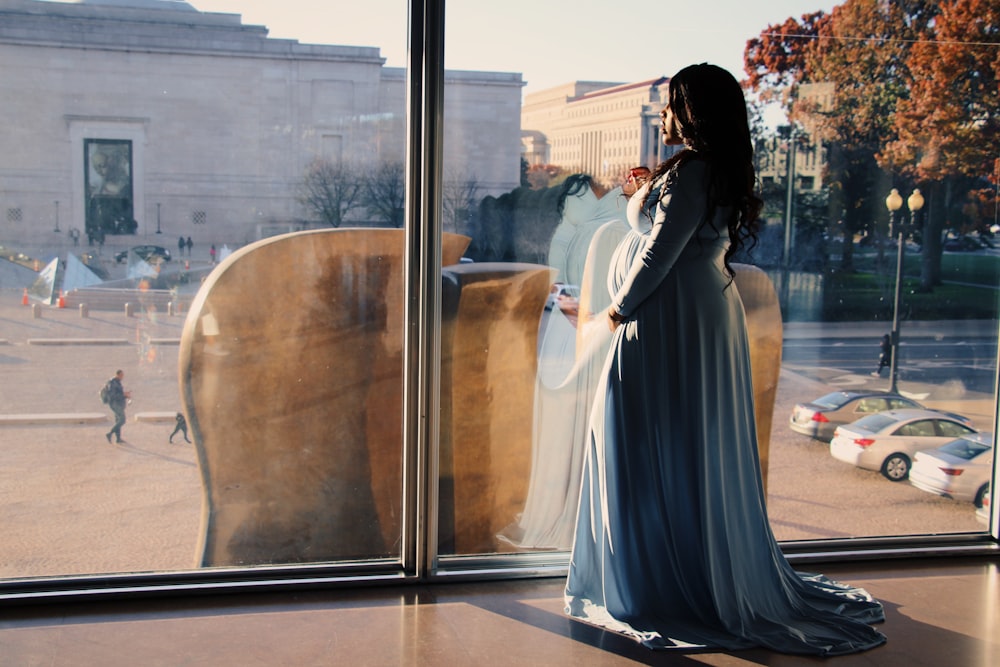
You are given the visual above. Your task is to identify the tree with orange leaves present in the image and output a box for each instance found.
[747,1,1000,290]
[881,0,1000,290]
[743,1,944,274]
[744,11,828,100]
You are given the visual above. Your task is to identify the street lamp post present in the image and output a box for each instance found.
[156,202,162,234]
[779,125,798,271]
[885,188,903,393]
[53,200,60,233]
[884,188,924,394]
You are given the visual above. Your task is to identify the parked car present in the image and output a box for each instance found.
[114,245,172,264]
[909,433,994,506]
[975,487,991,527]
[790,390,927,441]
[829,409,978,481]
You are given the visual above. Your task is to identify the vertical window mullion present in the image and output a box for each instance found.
[401,0,446,580]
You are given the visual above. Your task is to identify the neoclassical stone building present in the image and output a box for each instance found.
[520,78,677,185]
[0,0,523,249]
[523,77,831,194]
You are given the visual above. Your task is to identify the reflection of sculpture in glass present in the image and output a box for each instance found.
[499,174,632,550]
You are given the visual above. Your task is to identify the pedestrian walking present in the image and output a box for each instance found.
[169,412,191,443]
[872,333,892,377]
[186,236,193,256]
[101,369,131,444]
[209,244,216,264]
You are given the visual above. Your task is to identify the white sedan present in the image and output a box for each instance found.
[830,409,979,482]
[909,433,993,507]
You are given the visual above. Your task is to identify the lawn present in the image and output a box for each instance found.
[822,272,999,322]
[778,250,1000,322]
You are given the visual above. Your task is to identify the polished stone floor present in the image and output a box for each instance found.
[0,557,997,666]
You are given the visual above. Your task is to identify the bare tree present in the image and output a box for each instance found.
[299,158,363,228]
[442,172,481,234]
[364,161,406,227]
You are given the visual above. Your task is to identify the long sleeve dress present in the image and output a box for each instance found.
[564,158,887,655]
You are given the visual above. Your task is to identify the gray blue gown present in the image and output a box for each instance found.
[564,159,887,655]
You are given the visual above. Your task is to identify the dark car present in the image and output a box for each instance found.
[790,390,927,441]
[114,245,172,264]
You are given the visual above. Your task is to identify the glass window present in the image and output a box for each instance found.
[0,0,409,581]
[897,420,938,437]
[0,0,995,598]
[938,437,991,460]
[813,391,854,408]
[852,413,896,433]
[439,0,998,558]
[856,398,888,413]
[936,421,977,438]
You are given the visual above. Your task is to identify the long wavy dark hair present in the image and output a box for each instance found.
[555,174,593,217]
[644,63,763,281]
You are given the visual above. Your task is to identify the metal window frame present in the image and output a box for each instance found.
[0,0,996,605]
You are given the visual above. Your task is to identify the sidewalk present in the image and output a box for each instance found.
[0,289,187,424]
[783,319,998,340]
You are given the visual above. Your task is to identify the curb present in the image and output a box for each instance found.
[0,411,179,426]
[23,338,181,346]
[27,338,131,346]
[0,413,107,425]
[135,411,180,423]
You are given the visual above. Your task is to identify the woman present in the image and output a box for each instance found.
[499,173,630,550]
[546,174,626,288]
[564,64,886,655]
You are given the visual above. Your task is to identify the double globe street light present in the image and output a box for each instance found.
[884,187,925,393]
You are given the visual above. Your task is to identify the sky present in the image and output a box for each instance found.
[186,0,837,94]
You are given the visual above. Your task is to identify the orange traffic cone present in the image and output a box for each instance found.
[57,290,66,308]
[21,288,28,306]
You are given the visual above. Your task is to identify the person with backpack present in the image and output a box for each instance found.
[101,369,131,444]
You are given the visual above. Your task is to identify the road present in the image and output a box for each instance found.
[783,334,998,395]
